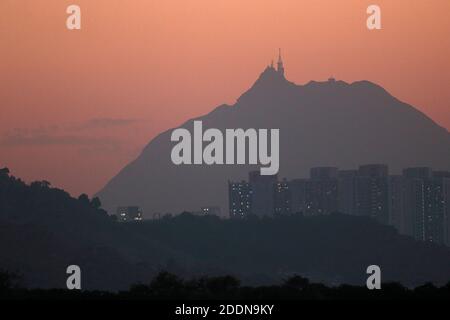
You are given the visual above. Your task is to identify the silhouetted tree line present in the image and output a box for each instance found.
[2,168,450,292]
[0,168,139,290]
[2,270,450,300]
[0,167,110,224]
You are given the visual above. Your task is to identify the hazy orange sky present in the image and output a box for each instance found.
[1,0,449,196]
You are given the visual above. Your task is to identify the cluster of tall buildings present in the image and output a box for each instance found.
[228,165,450,246]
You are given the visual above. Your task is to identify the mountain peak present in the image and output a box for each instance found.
[255,49,287,85]
[258,65,286,82]
[237,65,294,104]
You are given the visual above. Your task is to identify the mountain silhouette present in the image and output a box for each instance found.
[97,66,450,216]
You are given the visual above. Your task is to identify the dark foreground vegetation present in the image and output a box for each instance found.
[2,168,450,291]
[2,270,450,300]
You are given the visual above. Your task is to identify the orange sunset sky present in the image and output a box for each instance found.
[1,0,449,197]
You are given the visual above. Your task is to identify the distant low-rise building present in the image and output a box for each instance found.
[200,206,221,216]
[116,206,143,222]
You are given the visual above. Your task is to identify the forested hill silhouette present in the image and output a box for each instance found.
[2,168,450,290]
[96,66,450,216]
